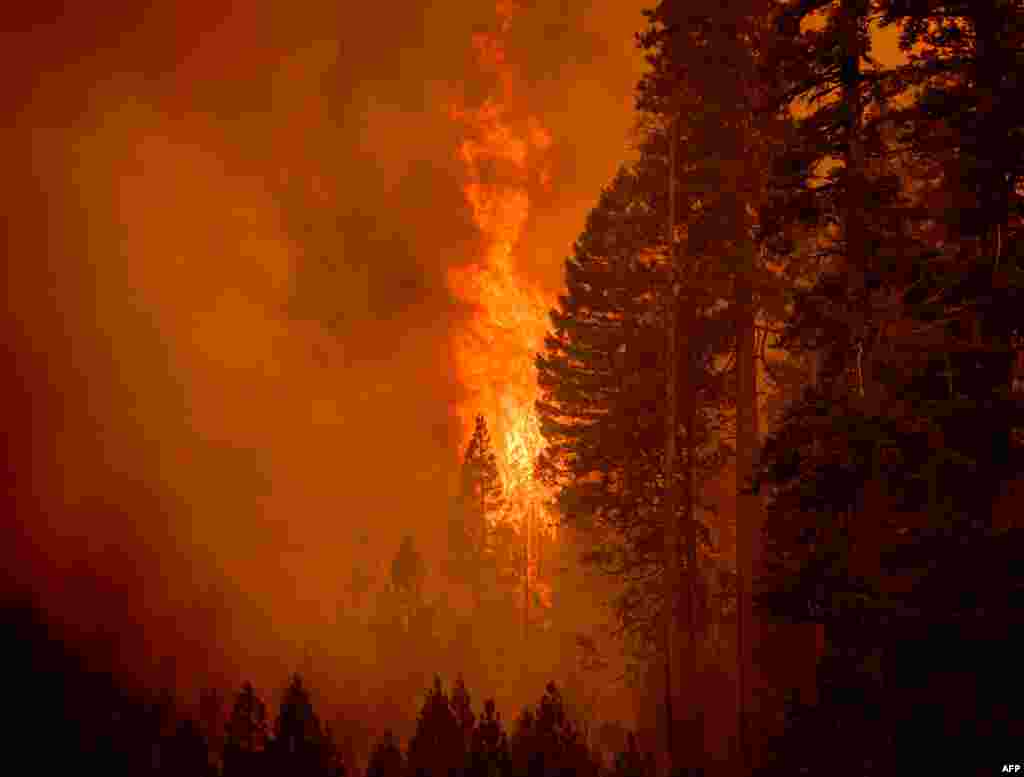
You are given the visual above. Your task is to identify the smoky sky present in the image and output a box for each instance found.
[3,0,648,698]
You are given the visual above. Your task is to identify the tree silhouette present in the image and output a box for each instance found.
[451,674,476,751]
[166,718,216,777]
[271,674,334,777]
[610,731,644,777]
[392,535,427,625]
[535,139,738,653]
[223,681,269,777]
[366,729,404,777]
[199,686,225,768]
[510,682,598,777]
[407,675,465,777]
[751,1,1024,773]
[460,415,505,539]
[449,415,505,613]
[468,698,512,777]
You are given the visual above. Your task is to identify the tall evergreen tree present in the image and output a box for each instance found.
[509,682,599,777]
[391,533,429,645]
[366,730,404,777]
[392,535,427,604]
[754,1,1024,772]
[165,718,216,777]
[406,675,465,777]
[536,125,742,772]
[451,674,476,752]
[610,731,645,777]
[199,686,225,770]
[633,0,808,766]
[467,699,512,777]
[536,149,733,649]
[271,674,333,777]
[449,416,506,614]
[461,415,505,530]
[223,681,269,777]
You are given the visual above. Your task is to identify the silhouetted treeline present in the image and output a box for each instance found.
[3,590,659,777]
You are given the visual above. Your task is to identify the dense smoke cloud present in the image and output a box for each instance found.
[3,0,647,701]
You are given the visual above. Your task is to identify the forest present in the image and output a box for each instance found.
[4,0,1023,775]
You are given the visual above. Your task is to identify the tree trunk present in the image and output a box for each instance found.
[839,0,882,590]
[735,268,760,773]
[682,266,703,771]
[523,499,531,648]
[662,111,683,773]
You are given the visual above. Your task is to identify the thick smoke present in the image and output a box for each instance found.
[3,0,647,706]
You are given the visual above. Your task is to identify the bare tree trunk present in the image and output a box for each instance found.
[735,266,760,773]
[682,270,703,771]
[662,111,683,774]
[662,609,674,777]
[839,0,881,588]
[523,499,531,647]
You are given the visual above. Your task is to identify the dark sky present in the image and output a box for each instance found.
[3,0,649,698]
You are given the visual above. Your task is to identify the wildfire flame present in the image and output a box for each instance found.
[447,1,556,613]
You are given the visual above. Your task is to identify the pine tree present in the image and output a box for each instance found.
[870,0,1024,506]
[406,675,465,777]
[392,535,427,603]
[347,531,375,611]
[223,681,269,777]
[461,415,505,529]
[198,686,225,769]
[753,2,1024,772]
[451,674,476,752]
[468,699,512,777]
[875,0,1023,265]
[509,682,599,777]
[634,1,809,766]
[610,732,645,777]
[321,722,347,777]
[449,415,506,613]
[165,718,215,777]
[536,146,734,648]
[391,534,428,640]
[271,674,332,777]
[366,730,404,777]
[757,0,1024,636]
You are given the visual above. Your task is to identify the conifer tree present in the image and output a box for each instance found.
[271,674,332,777]
[392,535,427,603]
[406,675,465,777]
[509,682,599,777]
[468,699,512,777]
[753,1,1024,772]
[391,534,429,645]
[449,416,506,612]
[451,674,476,752]
[461,415,505,530]
[198,686,225,768]
[874,0,1023,271]
[166,718,215,777]
[757,0,1024,635]
[634,1,807,766]
[366,730,404,777]
[536,147,733,647]
[223,681,269,777]
[611,732,645,777]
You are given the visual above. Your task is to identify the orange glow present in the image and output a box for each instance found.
[6,0,647,722]
[447,2,557,602]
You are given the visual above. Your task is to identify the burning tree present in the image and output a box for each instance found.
[448,415,505,605]
[446,0,559,653]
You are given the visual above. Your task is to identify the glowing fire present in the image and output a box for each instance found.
[447,1,556,615]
